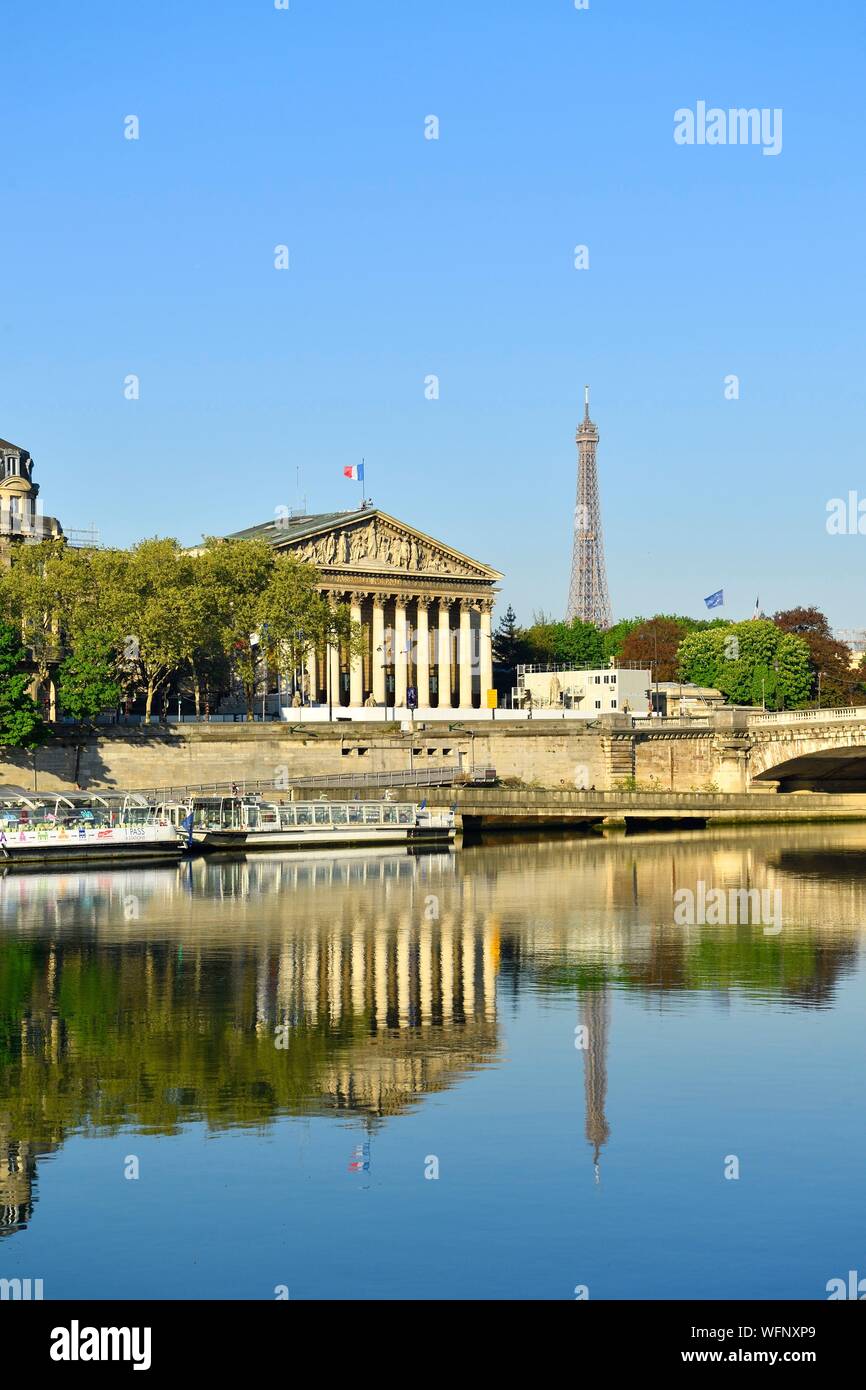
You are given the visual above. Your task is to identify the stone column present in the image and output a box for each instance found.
[458,600,473,709]
[305,646,318,703]
[438,598,452,709]
[416,600,430,707]
[372,596,386,704]
[394,597,408,708]
[479,600,494,704]
[349,593,364,707]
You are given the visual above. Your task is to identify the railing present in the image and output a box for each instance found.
[128,765,496,801]
[516,661,649,677]
[748,707,866,726]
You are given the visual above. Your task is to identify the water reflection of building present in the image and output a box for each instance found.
[4,825,866,1229]
[0,1132,37,1236]
[263,907,500,1117]
[0,851,503,1230]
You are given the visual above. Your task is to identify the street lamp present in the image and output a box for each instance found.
[376,643,390,720]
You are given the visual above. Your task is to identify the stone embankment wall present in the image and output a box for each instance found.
[0,719,728,795]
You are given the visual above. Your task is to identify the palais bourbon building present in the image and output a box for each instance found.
[225,505,502,710]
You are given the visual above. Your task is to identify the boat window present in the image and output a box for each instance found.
[314,804,330,824]
[245,805,259,828]
[397,806,413,824]
[279,806,296,827]
[295,805,313,825]
[383,806,398,824]
[258,807,279,826]
[331,805,348,824]
[363,804,381,823]
[347,803,363,824]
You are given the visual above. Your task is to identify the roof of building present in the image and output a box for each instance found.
[0,439,26,453]
[224,508,368,544]
[655,682,724,698]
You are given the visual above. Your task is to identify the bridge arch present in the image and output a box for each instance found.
[749,722,866,791]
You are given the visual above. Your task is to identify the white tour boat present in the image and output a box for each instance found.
[182,795,457,853]
[0,791,181,868]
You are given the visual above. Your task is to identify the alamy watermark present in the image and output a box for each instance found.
[674,881,782,935]
[674,102,782,157]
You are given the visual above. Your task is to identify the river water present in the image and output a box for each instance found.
[1,824,864,1300]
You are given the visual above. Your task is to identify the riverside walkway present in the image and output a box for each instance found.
[289,784,866,832]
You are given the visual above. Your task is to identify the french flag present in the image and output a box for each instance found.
[343,463,364,481]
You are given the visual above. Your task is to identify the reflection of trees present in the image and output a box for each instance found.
[519,928,856,1007]
[0,909,500,1230]
[3,821,866,1231]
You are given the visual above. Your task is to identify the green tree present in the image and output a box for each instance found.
[57,629,122,721]
[677,619,812,710]
[197,538,277,718]
[548,617,604,667]
[0,538,68,716]
[260,554,361,702]
[102,539,204,721]
[493,604,522,668]
[0,619,47,749]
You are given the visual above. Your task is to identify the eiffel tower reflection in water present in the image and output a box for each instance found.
[3,825,866,1238]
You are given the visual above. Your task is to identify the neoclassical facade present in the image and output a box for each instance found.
[225,506,502,710]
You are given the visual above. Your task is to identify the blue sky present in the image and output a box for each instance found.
[1,1,863,628]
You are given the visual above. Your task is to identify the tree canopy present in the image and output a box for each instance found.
[0,536,359,722]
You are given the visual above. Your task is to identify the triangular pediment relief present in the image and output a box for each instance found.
[283,511,502,581]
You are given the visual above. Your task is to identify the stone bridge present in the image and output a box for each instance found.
[631,706,866,793]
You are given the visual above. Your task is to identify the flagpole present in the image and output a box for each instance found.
[362,458,366,506]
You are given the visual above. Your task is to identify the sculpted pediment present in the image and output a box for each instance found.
[289,513,497,580]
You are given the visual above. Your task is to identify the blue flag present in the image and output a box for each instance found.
[181,811,194,847]
[704,589,724,609]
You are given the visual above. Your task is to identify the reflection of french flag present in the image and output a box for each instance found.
[343,463,364,481]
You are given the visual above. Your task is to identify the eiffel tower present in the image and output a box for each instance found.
[566,387,613,629]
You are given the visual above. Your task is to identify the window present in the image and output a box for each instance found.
[594,675,601,684]
[295,805,313,825]
[314,804,329,824]
[611,700,617,709]
[348,804,363,823]
[331,805,348,823]
[595,699,601,709]
[364,804,381,823]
